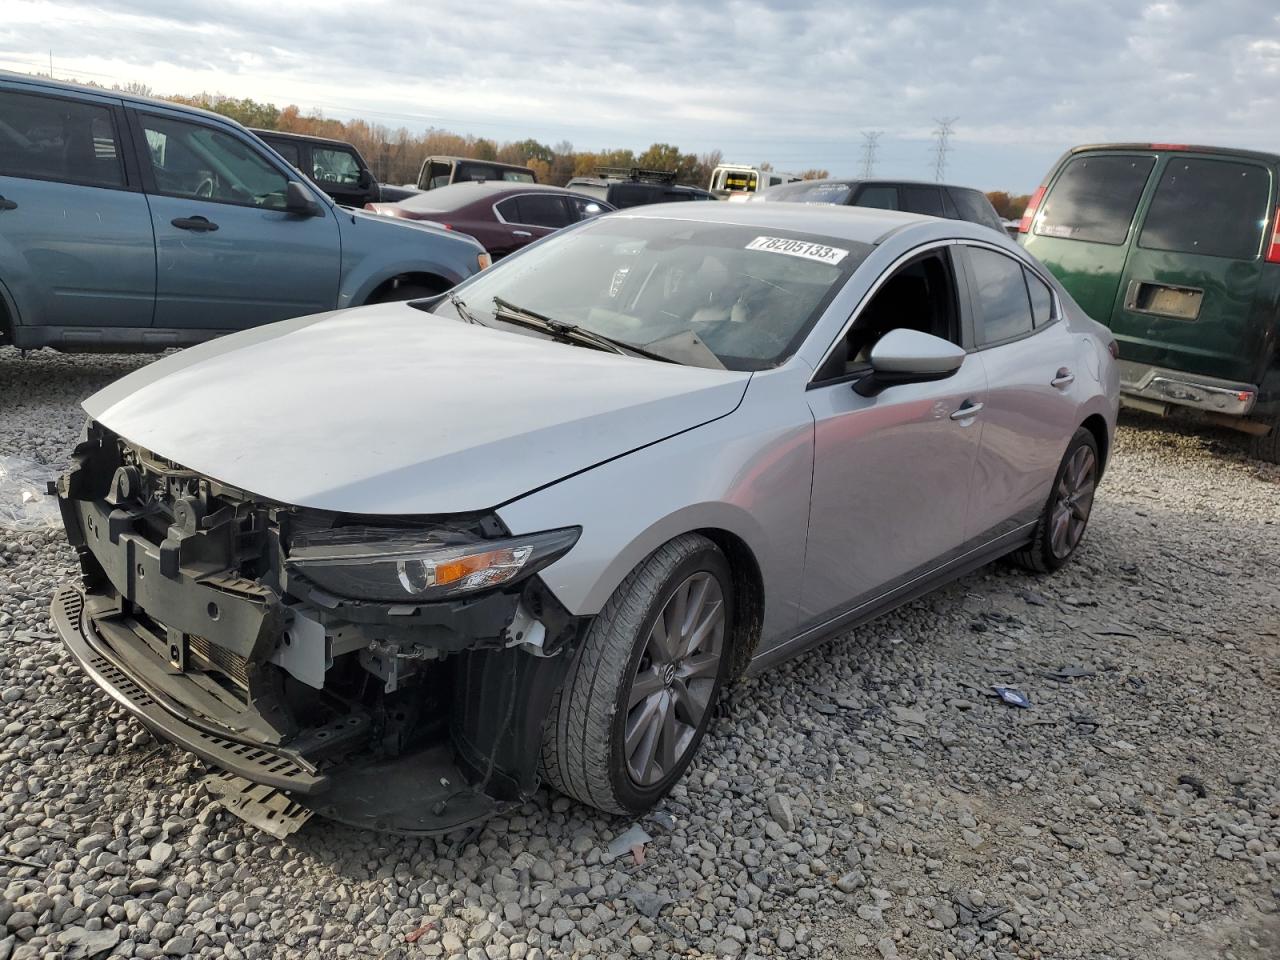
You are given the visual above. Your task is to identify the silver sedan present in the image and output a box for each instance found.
[52,202,1119,834]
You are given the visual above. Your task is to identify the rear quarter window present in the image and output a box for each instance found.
[1036,154,1155,245]
[1138,157,1271,260]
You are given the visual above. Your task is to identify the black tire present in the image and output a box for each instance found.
[540,534,733,815]
[1011,427,1100,573]
[369,281,442,304]
[1250,417,1280,464]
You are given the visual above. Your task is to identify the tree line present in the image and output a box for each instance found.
[98,82,1028,207]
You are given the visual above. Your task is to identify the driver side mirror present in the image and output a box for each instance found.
[285,180,321,216]
[854,328,966,397]
[357,169,374,189]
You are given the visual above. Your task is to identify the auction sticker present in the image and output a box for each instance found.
[746,236,849,265]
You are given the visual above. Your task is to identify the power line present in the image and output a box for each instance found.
[858,131,882,178]
[931,117,957,182]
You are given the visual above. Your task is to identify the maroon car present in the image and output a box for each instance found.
[365,182,614,258]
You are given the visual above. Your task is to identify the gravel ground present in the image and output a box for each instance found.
[1,345,1278,960]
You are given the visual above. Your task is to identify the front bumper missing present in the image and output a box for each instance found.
[53,582,512,835]
[1119,360,1258,417]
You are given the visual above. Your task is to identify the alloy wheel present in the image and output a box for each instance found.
[623,571,726,787]
[1049,444,1097,559]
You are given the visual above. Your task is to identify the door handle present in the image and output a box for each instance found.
[950,401,984,421]
[0,196,17,211]
[171,216,219,232]
[511,230,532,238]
[1051,368,1075,389]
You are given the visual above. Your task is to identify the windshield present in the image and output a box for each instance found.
[434,216,869,370]
[763,181,853,205]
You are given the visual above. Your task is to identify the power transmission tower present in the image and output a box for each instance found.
[859,131,883,178]
[931,117,957,181]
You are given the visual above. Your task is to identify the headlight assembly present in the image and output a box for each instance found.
[287,525,579,602]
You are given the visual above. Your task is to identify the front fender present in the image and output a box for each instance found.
[335,211,485,306]
[496,366,816,651]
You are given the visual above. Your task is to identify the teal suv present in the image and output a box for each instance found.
[0,72,489,351]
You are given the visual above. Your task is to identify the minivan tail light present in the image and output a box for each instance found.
[1018,185,1046,234]
[1267,208,1280,263]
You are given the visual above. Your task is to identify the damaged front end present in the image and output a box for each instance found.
[50,423,585,836]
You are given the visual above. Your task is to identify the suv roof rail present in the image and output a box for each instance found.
[595,166,678,184]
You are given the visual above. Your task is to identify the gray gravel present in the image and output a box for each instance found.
[1,345,1278,960]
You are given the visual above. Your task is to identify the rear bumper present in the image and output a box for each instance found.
[1118,360,1257,417]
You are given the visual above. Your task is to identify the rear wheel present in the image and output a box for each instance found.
[541,534,731,815]
[1250,416,1280,464]
[1011,427,1099,573]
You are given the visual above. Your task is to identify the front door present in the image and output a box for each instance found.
[131,109,341,331]
[1110,154,1272,384]
[0,86,154,330]
[799,247,986,627]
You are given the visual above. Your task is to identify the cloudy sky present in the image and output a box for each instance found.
[3,0,1278,190]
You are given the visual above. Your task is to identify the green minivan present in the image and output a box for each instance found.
[1019,143,1280,462]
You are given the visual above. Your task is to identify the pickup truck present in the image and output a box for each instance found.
[378,156,538,203]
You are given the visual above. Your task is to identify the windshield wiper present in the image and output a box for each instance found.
[491,297,674,363]
[449,293,485,326]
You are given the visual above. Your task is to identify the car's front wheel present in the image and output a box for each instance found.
[541,534,732,815]
[1011,426,1100,573]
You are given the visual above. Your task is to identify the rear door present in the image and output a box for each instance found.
[957,244,1083,540]
[1021,151,1156,323]
[131,109,341,331]
[1112,154,1273,383]
[0,85,155,332]
[491,194,572,256]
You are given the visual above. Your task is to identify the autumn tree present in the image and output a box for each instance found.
[986,191,1032,219]
[799,169,830,180]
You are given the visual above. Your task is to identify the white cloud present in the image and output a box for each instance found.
[2,0,1278,189]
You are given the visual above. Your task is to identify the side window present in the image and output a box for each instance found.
[1026,269,1054,327]
[425,160,452,188]
[950,188,1000,230]
[267,139,301,169]
[854,185,898,210]
[501,170,536,183]
[312,146,362,186]
[1138,158,1270,260]
[902,185,946,217]
[1035,154,1155,244]
[968,248,1034,344]
[514,194,573,228]
[494,197,520,222]
[0,90,124,188]
[139,115,290,209]
[569,196,606,220]
[815,250,959,382]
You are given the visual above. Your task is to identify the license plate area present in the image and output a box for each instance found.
[1125,280,1203,321]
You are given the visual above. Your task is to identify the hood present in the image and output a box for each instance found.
[83,306,750,515]
[345,206,477,247]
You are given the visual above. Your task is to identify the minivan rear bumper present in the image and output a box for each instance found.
[1118,361,1257,417]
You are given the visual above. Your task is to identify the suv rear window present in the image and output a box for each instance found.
[1138,158,1271,260]
[1035,154,1155,245]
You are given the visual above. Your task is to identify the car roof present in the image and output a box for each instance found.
[395,181,603,211]
[1063,142,1280,164]
[428,156,534,170]
[249,128,356,149]
[609,200,946,245]
[0,70,240,127]
[779,177,982,191]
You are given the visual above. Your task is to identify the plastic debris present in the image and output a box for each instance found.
[606,823,652,862]
[625,887,674,918]
[991,685,1031,708]
[0,456,61,531]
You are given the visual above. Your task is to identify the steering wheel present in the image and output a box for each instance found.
[195,178,215,199]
